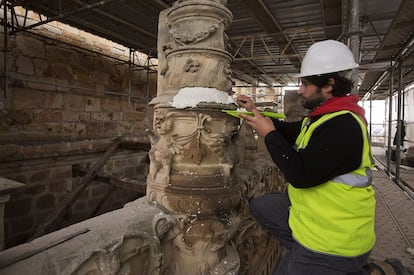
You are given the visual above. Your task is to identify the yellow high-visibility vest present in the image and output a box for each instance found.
[288,110,376,256]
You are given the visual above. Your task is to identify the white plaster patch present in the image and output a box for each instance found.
[171,87,235,109]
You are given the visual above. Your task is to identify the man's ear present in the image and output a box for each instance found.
[324,78,335,92]
[328,78,335,89]
[321,78,335,97]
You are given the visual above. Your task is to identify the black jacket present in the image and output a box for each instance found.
[264,113,364,188]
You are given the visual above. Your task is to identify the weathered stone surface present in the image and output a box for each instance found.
[79,54,97,70]
[15,56,34,75]
[73,66,92,82]
[100,98,121,112]
[61,110,80,122]
[90,184,109,197]
[0,13,155,249]
[33,111,62,123]
[44,92,64,109]
[62,94,84,111]
[84,96,101,112]
[44,122,87,137]
[45,45,78,64]
[72,201,86,213]
[9,216,34,234]
[48,180,70,193]
[41,24,63,37]
[33,59,49,77]
[5,198,31,218]
[11,88,44,110]
[29,170,50,183]
[0,198,161,274]
[92,71,110,86]
[123,111,145,121]
[15,36,45,58]
[145,1,258,274]
[36,194,56,210]
[0,145,21,161]
[45,63,74,79]
[4,110,32,126]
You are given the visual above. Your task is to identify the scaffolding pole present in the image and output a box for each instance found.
[369,89,373,140]
[349,0,360,95]
[387,63,394,172]
[2,0,8,97]
[128,48,134,106]
[396,58,403,181]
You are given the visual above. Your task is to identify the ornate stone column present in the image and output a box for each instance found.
[147,0,241,273]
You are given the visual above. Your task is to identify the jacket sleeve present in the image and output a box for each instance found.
[271,119,302,145]
[265,114,364,188]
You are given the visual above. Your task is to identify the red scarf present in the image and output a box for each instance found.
[307,95,367,125]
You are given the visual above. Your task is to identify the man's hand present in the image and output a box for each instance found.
[239,106,276,137]
[236,95,255,111]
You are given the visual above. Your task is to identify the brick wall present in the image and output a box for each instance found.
[0,14,155,248]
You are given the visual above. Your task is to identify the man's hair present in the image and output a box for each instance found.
[303,72,354,96]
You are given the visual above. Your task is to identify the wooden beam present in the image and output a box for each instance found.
[73,166,147,194]
[88,185,116,218]
[32,137,122,239]
[120,140,151,151]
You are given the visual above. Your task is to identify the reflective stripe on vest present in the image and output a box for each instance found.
[332,168,373,187]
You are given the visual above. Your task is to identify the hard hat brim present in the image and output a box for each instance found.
[296,64,359,78]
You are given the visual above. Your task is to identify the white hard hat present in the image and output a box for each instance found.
[298,40,358,77]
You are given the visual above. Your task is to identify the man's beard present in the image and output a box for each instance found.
[301,88,324,110]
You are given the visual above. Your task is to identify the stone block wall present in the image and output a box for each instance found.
[1,150,148,247]
[0,13,155,248]
[0,32,156,142]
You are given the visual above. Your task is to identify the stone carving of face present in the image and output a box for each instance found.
[154,110,173,135]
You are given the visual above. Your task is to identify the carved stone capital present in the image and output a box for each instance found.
[147,107,241,215]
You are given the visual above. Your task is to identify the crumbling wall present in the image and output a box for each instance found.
[0,16,155,248]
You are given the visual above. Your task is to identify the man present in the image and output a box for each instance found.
[236,40,376,275]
